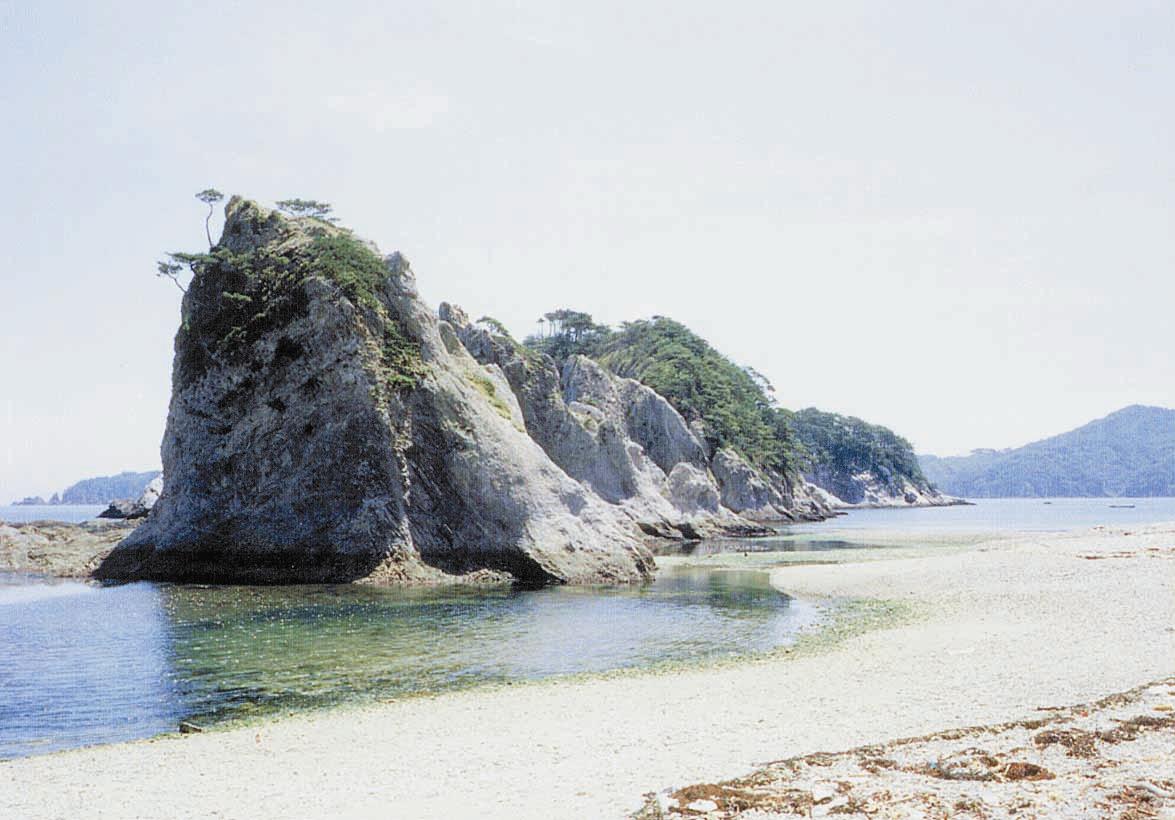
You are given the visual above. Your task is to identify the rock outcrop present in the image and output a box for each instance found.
[97,475,163,520]
[440,308,792,537]
[803,466,963,508]
[11,496,46,506]
[97,199,654,585]
[562,356,710,474]
[788,407,962,509]
[1,520,137,578]
[709,449,790,519]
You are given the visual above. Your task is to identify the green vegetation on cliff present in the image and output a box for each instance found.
[789,408,929,491]
[175,244,308,390]
[302,234,423,388]
[522,311,936,496]
[524,309,612,363]
[524,316,802,477]
[168,201,422,393]
[303,234,387,310]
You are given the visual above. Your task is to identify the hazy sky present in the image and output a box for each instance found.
[2,1,1172,500]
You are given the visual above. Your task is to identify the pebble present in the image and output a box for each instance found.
[811,782,838,801]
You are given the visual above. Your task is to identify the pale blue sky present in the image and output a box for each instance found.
[2,0,1173,500]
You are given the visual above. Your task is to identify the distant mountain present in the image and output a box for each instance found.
[58,471,161,505]
[919,406,1175,497]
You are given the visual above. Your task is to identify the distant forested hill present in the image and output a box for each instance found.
[919,406,1175,497]
[59,471,161,504]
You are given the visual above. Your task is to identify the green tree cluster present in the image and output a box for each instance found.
[275,198,336,221]
[591,318,803,476]
[788,408,928,489]
[523,309,613,364]
[162,194,422,393]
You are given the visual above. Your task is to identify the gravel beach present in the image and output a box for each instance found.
[2,523,1172,819]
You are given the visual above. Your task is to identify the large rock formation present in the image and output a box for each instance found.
[804,464,961,508]
[710,448,791,519]
[97,200,654,585]
[789,407,961,509]
[439,307,786,537]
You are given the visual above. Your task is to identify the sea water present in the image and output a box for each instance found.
[0,504,106,524]
[3,496,1172,759]
[0,566,817,759]
[785,496,1175,534]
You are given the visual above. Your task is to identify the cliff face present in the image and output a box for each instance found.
[439,306,774,538]
[97,200,653,585]
[801,466,956,508]
[789,408,958,508]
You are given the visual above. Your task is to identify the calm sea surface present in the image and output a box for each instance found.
[786,496,1175,534]
[0,567,816,759]
[0,504,106,524]
[1,496,1172,760]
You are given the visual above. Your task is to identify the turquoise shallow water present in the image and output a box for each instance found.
[0,566,817,759]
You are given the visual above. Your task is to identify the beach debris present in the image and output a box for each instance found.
[918,748,1054,782]
[633,677,1175,818]
[1034,727,1099,757]
[1000,761,1054,781]
[1078,546,1175,561]
[1136,781,1175,799]
[178,721,205,734]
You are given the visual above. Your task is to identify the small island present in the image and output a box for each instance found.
[85,197,957,587]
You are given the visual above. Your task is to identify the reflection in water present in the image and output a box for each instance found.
[653,533,870,556]
[0,566,817,759]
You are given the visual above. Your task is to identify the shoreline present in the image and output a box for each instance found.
[2,522,1173,818]
[637,675,1175,817]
